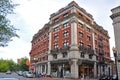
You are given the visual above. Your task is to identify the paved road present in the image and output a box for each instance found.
[0,72,97,80]
[0,72,36,80]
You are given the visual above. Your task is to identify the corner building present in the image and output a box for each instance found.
[30,1,111,79]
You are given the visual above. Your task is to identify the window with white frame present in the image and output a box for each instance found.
[54,35,59,41]
[63,31,69,38]
[63,22,69,28]
[54,26,59,32]
[79,42,84,47]
[54,44,59,49]
[86,27,90,32]
[63,41,69,47]
[78,22,83,28]
[87,36,91,41]
[79,32,83,38]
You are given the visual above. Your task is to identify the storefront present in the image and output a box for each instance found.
[78,60,94,78]
[50,60,71,78]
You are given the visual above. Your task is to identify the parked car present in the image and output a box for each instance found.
[26,72,34,78]
[18,71,23,76]
[22,71,29,77]
[6,70,11,74]
[0,78,19,80]
[111,74,118,80]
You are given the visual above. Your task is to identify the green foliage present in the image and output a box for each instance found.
[0,0,19,47]
[0,59,14,72]
[19,58,29,71]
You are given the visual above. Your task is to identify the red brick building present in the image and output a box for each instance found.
[29,1,111,79]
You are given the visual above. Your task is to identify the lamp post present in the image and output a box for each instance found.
[34,57,38,77]
[112,47,118,80]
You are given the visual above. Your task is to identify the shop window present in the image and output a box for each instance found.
[63,32,69,38]
[63,22,69,28]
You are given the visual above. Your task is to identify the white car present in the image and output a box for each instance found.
[26,72,34,78]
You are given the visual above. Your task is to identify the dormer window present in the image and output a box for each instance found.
[54,18,59,22]
[63,13,68,17]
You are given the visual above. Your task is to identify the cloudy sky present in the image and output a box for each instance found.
[0,0,120,62]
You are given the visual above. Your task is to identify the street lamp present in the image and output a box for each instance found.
[112,47,118,80]
[33,57,38,77]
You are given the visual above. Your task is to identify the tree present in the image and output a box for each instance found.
[0,0,19,47]
[19,58,29,71]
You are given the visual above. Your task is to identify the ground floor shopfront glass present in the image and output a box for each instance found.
[50,61,70,78]
[78,61,94,79]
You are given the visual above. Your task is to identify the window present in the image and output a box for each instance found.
[79,32,83,38]
[94,32,97,36]
[54,35,59,41]
[79,42,84,47]
[86,18,90,23]
[63,52,68,58]
[81,52,84,58]
[89,55,92,59]
[87,36,91,41]
[53,54,57,59]
[54,44,59,49]
[87,45,91,49]
[78,22,83,28]
[54,26,59,32]
[63,31,69,38]
[63,13,68,17]
[95,40,97,44]
[44,42,46,46]
[79,13,83,18]
[86,27,90,32]
[63,42,69,47]
[63,22,69,28]
[54,18,59,22]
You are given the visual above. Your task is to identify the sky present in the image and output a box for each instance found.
[0,0,120,62]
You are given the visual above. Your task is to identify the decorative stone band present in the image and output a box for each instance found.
[110,12,120,19]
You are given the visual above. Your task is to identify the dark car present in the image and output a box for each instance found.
[111,74,118,80]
